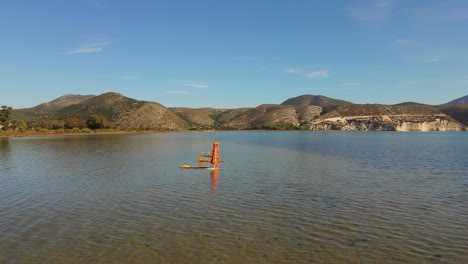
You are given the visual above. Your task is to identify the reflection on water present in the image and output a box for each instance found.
[0,138,11,172]
[0,132,467,264]
[211,169,219,196]
[0,137,10,154]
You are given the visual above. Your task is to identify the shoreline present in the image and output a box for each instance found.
[0,129,184,138]
[1,128,466,138]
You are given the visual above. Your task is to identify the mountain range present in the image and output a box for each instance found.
[12,93,468,131]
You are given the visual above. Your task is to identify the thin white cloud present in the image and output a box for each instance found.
[166,90,190,94]
[119,76,138,80]
[392,38,452,63]
[346,0,397,22]
[183,82,209,89]
[336,82,366,87]
[65,42,112,54]
[404,1,468,23]
[286,68,329,79]
[285,68,300,74]
[392,39,412,46]
[421,58,440,64]
[391,38,421,53]
[306,70,329,79]
[349,1,468,25]
[102,75,139,80]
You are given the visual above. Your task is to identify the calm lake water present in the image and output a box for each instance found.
[1,132,467,263]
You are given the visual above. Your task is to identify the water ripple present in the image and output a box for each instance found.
[0,133,467,263]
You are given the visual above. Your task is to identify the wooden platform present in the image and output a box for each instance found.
[180,164,209,169]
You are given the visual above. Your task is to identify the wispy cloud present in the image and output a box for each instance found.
[346,0,397,22]
[421,58,440,64]
[306,70,329,79]
[166,90,190,95]
[119,76,138,80]
[65,42,112,54]
[392,38,452,63]
[103,75,139,80]
[286,68,329,79]
[336,82,366,87]
[404,1,468,23]
[285,68,300,74]
[183,82,209,89]
[392,39,412,46]
[348,0,468,25]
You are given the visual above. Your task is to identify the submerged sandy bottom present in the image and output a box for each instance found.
[1,132,467,263]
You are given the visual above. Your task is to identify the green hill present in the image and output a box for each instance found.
[12,92,189,130]
[281,94,352,107]
[8,92,467,132]
[58,92,145,120]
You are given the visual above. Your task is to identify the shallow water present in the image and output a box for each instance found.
[0,132,467,263]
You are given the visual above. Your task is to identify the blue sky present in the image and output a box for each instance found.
[1,0,467,109]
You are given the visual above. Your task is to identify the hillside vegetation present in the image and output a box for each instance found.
[281,94,351,107]
[171,107,239,130]
[10,92,188,131]
[5,92,467,133]
[320,103,441,118]
[438,105,468,125]
[13,94,95,120]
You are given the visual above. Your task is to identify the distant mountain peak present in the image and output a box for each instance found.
[57,94,88,98]
[281,94,352,107]
[443,95,468,105]
[101,92,124,97]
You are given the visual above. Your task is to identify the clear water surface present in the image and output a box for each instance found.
[0,131,467,263]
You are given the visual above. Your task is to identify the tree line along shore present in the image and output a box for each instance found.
[1,105,146,136]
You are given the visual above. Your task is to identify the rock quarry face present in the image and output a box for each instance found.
[306,115,463,131]
[395,119,463,132]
